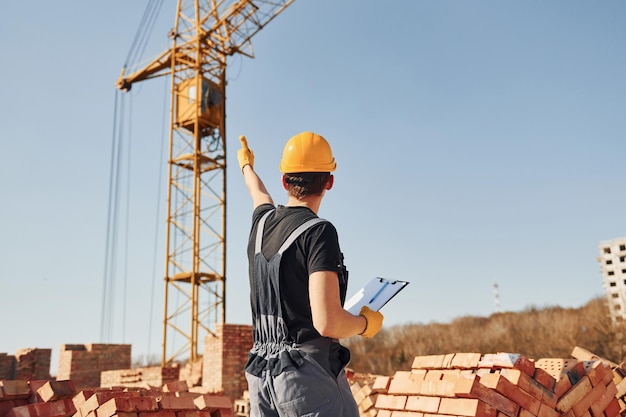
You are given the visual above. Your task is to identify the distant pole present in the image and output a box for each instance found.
[493,281,501,313]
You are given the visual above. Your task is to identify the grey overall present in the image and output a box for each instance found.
[245,209,359,417]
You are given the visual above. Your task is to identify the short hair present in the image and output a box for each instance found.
[284,172,331,199]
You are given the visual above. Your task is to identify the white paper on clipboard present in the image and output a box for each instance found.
[343,277,409,314]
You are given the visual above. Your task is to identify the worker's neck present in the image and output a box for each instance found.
[286,195,323,214]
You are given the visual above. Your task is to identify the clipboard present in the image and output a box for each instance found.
[343,277,409,314]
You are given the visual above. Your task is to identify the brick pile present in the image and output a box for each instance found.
[100,366,180,389]
[0,350,51,381]
[0,378,234,417]
[57,345,131,390]
[202,324,253,404]
[349,352,620,417]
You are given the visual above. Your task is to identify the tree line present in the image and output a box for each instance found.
[344,297,626,376]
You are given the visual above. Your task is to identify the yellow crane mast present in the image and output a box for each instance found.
[116,0,295,366]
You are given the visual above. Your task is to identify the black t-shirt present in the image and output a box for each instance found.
[247,203,348,344]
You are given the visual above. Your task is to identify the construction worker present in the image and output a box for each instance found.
[237,131,384,417]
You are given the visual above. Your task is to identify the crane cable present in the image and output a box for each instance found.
[100,0,166,348]
[100,90,126,342]
[124,0,166,70]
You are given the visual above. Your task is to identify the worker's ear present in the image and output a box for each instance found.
[282,175,289,190]
[325,174,334,190]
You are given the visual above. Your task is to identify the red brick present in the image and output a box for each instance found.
[480,372,541,415]
[518,408,535,417]
[438,398,497,417]
[96,396,159,417]
[602,397,620,417]
[27,381,50,403]
[500,369,557,408]
[411,355,445,370]
[567,363,588,386]
[535,358,579,380]
[158,395,196,411]
[537,403,560,417]
[441,369,462,381]
[555,375,573,398]
[6,404,35,417]
[601,367,615,386]
[454,374,519,417]
[78,391,141,417]
[388,372,422,395]
[0,381,31,400]
[0,399,29,417]
[571,381,605,417]
[424,370,444,381]
[418,379,456,397]
[33,399,76,417]
[584,363,607,387]
[556,375,592,413]
[533,367,556,391]
[375,394,407,410]
[357,393,378,412]
[372,376,391,392]
[450,353,482,369]
[192,395,232,411]
[589,382,617,417]
[479,353,535,377]
[405,396,440,413]
[37,381,77,402]
[162,381,188,393]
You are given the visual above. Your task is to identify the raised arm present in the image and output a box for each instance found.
[238,135,274,209]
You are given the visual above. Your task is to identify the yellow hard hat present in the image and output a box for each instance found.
[279,131,337,173]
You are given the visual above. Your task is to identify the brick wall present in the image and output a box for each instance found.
[0,349,51,381]
[0,353,16,380]
[57,344,131,389]
[14,348,51,380]
[100,365,180,388]
[202,323,253,402]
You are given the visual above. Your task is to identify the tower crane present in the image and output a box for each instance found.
[116,0,295,366]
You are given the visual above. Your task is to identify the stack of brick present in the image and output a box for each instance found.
[349,373,388,417]
[564,345,626,416]
[0,350,52,381]
[202,324,253,404]
[349,352,620,417]
[610,364,626,413]
[0,379,77,417]
[100,366,180,389]
[0,378,234,417]
[57,344,131,390]
[0,356,15,381]
[14,350,51,382]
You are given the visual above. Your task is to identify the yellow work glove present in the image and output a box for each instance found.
[359,306,384,338]
[237,135,255,172]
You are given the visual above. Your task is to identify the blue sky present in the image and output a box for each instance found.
[1,1,624,371]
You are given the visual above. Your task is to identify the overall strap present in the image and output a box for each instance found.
[254,209,274,254]
[277,218,326,255]
[254,209,327,255]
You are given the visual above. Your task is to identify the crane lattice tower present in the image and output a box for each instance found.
[116,0,295,365]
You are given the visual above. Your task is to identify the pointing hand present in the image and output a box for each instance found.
[237,135,255,173]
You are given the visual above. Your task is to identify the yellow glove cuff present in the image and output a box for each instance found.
[359,306,384,338]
